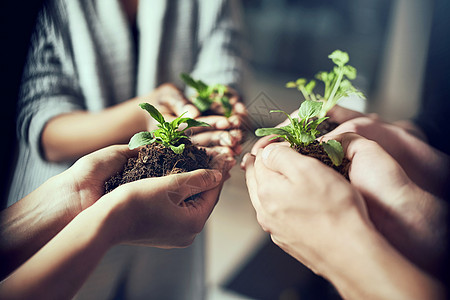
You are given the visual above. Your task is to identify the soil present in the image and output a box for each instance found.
[104,139,211,194]
[293,141,350,180]
[317,119,339,136]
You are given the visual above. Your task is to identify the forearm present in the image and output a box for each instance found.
[0,174,79,280]
[323,223,445,300]
[370,184,448,276]
[0,198,115,300]
[42,98,147,162]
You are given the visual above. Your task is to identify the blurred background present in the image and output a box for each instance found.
[0,0,437,299]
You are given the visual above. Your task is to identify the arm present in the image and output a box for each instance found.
[0,145,138,279]
[243,142,445,299]
[42,97,146,162]
[0,167,224,300]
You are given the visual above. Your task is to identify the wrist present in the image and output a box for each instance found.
[88,187,134,247]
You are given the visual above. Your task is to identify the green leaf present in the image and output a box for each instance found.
[298,132,316,145]
[343,65,357,80]
[128,131,155,150]
[298,100,322,119]
[184,118,211,131]
[295,78,307,86]
[214,84,228,96]
[322,140,344,166]
[255,127,290,137]
[172,115,190,129]
[328,50,349,67]
[180,73,208,92]
[220,96,232,117]
[139,103,165,125]
[169,143,185,154]
[286,81,297,88]
[305,80,316,94]
[192,96,212,112]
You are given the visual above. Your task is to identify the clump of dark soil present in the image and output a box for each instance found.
[317,119,339,136]
[293,141,350,180]
[105,140,210,193]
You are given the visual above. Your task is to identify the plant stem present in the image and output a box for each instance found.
[321,68,344,118]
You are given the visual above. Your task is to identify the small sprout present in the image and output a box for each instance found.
[129,103,210,154]
[180,73,232,117]
[287,49,365,118]
[255,100,344,166]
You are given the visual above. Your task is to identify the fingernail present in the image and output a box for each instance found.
[229,116,240,127]
[230,129,241,138]
[261,144,276,162]
[184,104,199,118]
[242,152,250,165]
[217,118,230,129]
[219,133,232,146]
[211,170,222,183]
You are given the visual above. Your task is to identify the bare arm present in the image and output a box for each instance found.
[0,144,234,299]
[0,145,137,280]
[41,97,147,162]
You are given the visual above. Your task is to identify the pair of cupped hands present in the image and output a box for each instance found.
[243,105,449,282]
[55,83,246,250]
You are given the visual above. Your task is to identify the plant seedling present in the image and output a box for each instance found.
[180,73,232,117]
[286,50,365,118]
[129,103,210,154]
[255,100,344,166]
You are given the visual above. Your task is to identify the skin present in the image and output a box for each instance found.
[242,134,446,299]
[42,83,247,162]
[0,144,235,299]
[250,105,449,274]
[326,106,450,199]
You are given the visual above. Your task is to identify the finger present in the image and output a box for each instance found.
[164,169,223,205]
[326,105,365,124]
[190,130,240,147]
[72,145,139,180]
[180,182,223,232]
[254,149,290,194]
[234,102,248,116]
[251,135,282,155]
[204,146,237,169]
[259,143,319,179]
[188,116,232,132]
[242,153,264,214]
[158,87,200,118]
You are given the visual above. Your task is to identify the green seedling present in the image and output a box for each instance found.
[255,100,344,166]
[286,49,365,118]
[180,73,232,117]
[129,103,210,154]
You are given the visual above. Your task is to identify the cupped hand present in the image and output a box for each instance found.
[63,145,139,215]
[99,168,224,248]
[145,83,246,154]
[327,116,450,198]
[242,143,370,274]
[330,133,448,275]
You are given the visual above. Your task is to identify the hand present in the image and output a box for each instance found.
[59,145,140,218]
[330,133,448,275]
[145,83,246,154]
[327,116,450,198]
[242,143,370,274]
[98,167,225,248]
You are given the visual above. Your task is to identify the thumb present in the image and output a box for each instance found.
[164,169,222,205]
[259,143,315,177]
